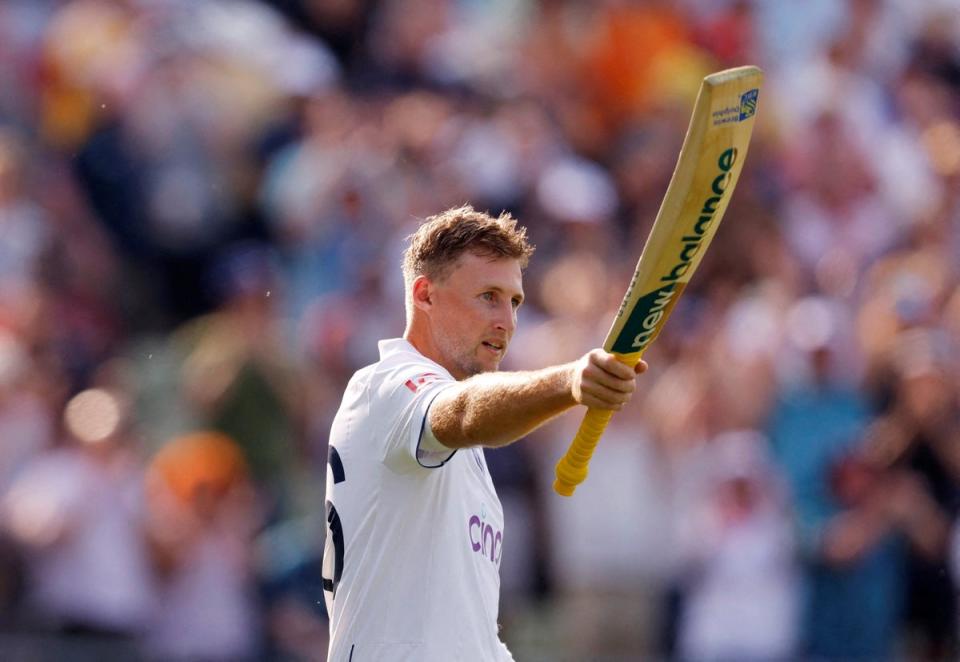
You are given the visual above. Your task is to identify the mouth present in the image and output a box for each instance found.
[481,340,505,355]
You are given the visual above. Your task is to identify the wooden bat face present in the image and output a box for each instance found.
[605,67,762,358]
[554,66,763,497]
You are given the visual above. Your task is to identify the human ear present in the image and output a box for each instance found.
[411,275,434,311]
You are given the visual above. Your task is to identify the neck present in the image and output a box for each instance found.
[404,317,437,362]
[404,316,456,378]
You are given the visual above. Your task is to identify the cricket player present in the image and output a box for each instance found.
[324,205,646,661]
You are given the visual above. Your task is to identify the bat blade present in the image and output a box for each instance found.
[605,65,763,358]
[553,66,763,497]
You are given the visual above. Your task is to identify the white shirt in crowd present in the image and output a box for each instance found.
[2,448,155,632]
[324,338,513,662]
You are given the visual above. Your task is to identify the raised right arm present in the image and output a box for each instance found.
[428,349,647,449]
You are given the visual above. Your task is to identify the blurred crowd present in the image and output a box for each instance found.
[0,0,959,660]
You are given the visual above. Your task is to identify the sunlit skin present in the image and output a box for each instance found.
[406,252,523,380]
[404,248,646,449]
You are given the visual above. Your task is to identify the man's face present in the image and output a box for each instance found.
[425,252,524,380]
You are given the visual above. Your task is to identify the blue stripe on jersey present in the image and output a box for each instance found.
[328,445,346,483]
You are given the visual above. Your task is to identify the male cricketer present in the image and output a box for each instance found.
[323,205,647,661]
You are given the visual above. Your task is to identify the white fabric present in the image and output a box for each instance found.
[146,530,258,660]
[3,449,155,631]
[677,505,800,661]
[324,338,513,662]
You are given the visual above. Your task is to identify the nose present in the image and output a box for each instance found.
[494,301,517,335]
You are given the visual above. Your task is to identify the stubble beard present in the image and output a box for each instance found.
[438,335,495,380]
[455,347,492,379]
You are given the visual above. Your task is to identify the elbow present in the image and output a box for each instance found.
[430,390,475,449]
[432,390,502,449]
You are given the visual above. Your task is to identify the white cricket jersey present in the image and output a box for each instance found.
[323,338,513,662]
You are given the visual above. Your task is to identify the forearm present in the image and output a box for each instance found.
[430,364,577,448]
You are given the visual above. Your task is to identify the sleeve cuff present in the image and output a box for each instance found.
[415,391,457,469]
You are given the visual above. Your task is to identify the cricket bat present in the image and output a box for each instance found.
[553,66,763,497]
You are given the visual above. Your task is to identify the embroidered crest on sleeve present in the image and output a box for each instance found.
[404,372,442,393]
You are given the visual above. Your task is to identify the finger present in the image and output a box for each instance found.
[583,363,636,394]
[590,350,636,380]
[580,393,623,411]
[635,360,648,375]
[580,381,633,407]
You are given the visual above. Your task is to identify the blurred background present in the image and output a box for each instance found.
[0,0,959,660]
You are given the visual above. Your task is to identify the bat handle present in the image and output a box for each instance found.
[553,353,641,497]
[553,408,614,496]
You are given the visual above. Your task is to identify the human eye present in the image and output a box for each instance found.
[511,297,522,310]
[480,291,496,303]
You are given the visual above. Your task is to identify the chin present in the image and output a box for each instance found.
[461,360,497,377]
[481,360,501,374]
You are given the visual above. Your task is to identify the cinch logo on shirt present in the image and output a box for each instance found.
[468,513,502,564]
[405,372,441,393]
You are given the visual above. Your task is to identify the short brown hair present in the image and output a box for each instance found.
[402,205,535,286]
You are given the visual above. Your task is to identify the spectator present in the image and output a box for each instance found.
[675,430,800,662]
[1,388,154,656]
[144,431,262,661]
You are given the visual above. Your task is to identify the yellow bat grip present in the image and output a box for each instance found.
[553,354,641,496]
[553,408,614,496]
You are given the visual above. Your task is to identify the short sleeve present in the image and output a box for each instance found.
[374,363,458,473]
